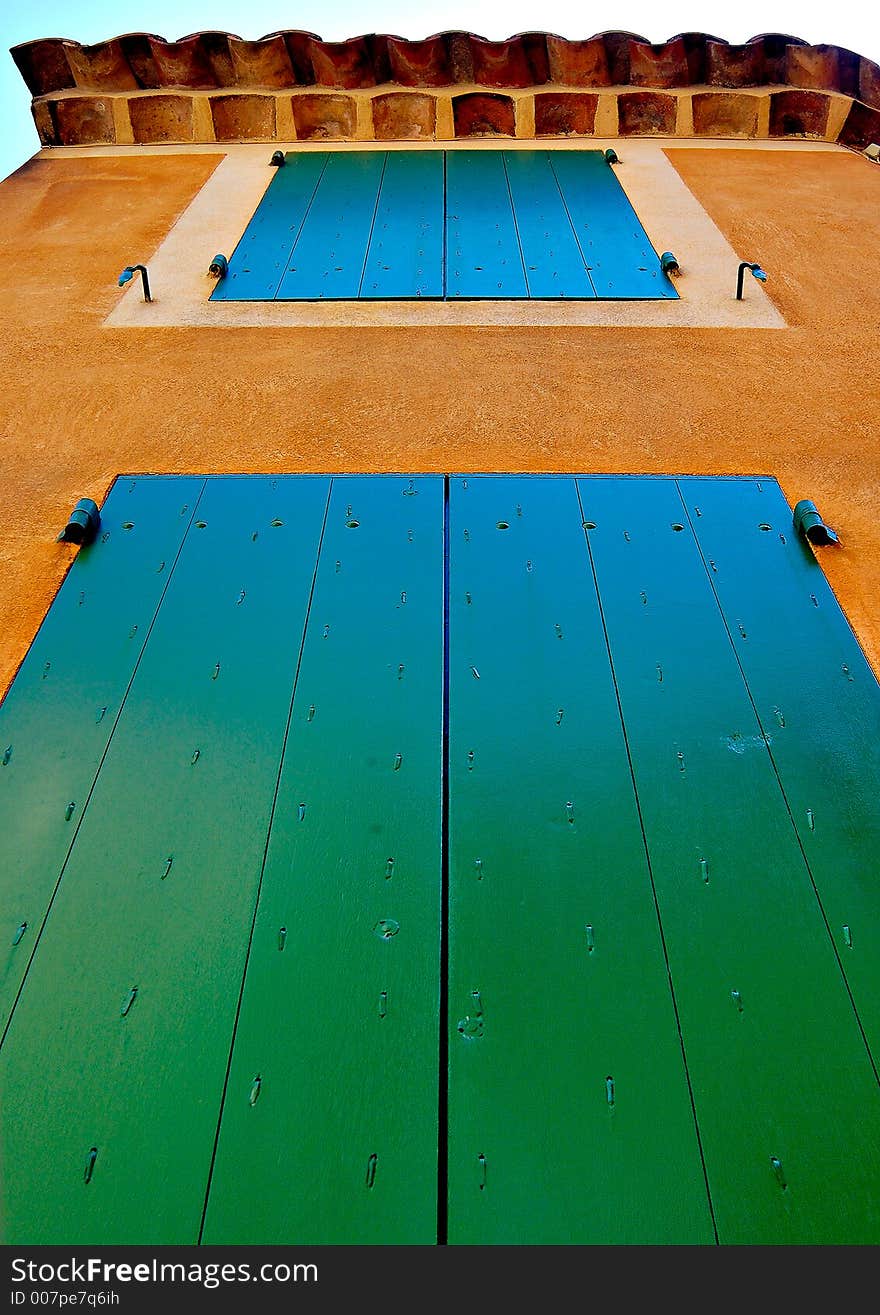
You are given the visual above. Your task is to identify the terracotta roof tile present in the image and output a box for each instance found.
[11,28,880,150]
[13,27,877,106]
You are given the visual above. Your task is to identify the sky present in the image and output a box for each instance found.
[2,3,878,181]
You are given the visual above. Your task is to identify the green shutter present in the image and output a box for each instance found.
[445,475,713,1243]
[578,475,880,1243]
[201,477,444,1244]
[2,474,879,1245]
[0,476,204,1035]
[0,477,329,1243]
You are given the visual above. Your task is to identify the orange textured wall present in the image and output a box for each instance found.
[0,147,878,694]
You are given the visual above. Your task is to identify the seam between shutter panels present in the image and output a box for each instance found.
[356,152,389,299]
[272,152,330,300]
[0,477,209,1056]
[548,151,600,299]
[437,474,451,1245]
[500,151,532,299]
[574,475,720,1244]
[676,478,880,1089]
[197,478,333,1243]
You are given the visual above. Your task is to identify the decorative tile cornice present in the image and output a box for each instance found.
[11,30,880,148]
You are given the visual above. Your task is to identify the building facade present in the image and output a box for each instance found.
[1,27,879,1246]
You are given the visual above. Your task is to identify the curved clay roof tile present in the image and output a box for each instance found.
[66,40,139,91]
[147,35,218,89]
[469,35,534,88]
[12,27,880,142]
[386,36,452,88]
[546,35,611,87]
[628,36,690,88]
[228,35,295,88]
[306,36,376,89]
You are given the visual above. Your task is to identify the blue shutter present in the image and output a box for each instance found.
[445,151,528,299]
[276,152,386,301]
[552,152,678,299]
[211,153,328,301]
[361,151,445,299]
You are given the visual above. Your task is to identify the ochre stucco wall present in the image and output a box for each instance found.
[0,146,878,695]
